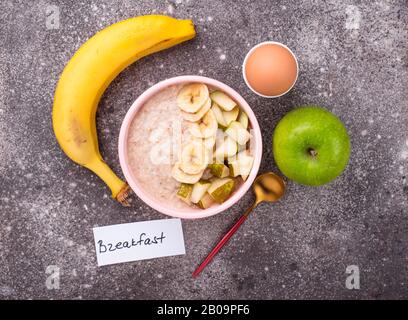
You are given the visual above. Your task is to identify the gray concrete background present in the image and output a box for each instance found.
[0,0,407,299]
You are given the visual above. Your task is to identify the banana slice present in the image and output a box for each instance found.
[188,109,218,138]
[181,98,211,122]
[203,136,216,150]
[172,162,203,184]
[179,141,209,174]
[177,83,209,113]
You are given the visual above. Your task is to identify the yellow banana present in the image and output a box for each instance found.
[53,15,196,205]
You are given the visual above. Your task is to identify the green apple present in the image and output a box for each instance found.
[273,106,350,186]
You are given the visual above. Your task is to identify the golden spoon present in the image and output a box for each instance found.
[193,172,286,277]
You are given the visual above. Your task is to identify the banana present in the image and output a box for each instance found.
[181,98,211,122]
[172,162,203,184]
[52,15,196,205]
[188,109,218,138]
[180,141,209,174]
[177,83,209,113]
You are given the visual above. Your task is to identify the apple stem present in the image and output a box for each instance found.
[308,148,318,158]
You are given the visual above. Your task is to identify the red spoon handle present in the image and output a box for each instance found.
[192,212,250,278]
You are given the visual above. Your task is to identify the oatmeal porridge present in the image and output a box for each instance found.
[127,83,254,210]
[127,84,188,208]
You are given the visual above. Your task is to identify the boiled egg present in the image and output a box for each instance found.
[243,42,298,97]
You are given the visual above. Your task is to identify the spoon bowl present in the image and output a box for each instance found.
[254,172,286,204]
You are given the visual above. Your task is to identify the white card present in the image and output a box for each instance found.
[93,218,186,266]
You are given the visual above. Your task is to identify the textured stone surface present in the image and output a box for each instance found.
[1,0,408,299]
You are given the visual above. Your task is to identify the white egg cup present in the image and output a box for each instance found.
[242,41,299,98]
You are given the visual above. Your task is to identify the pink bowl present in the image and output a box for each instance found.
[118,75,262,219]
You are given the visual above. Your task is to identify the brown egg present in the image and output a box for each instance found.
[244,43,298,97]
